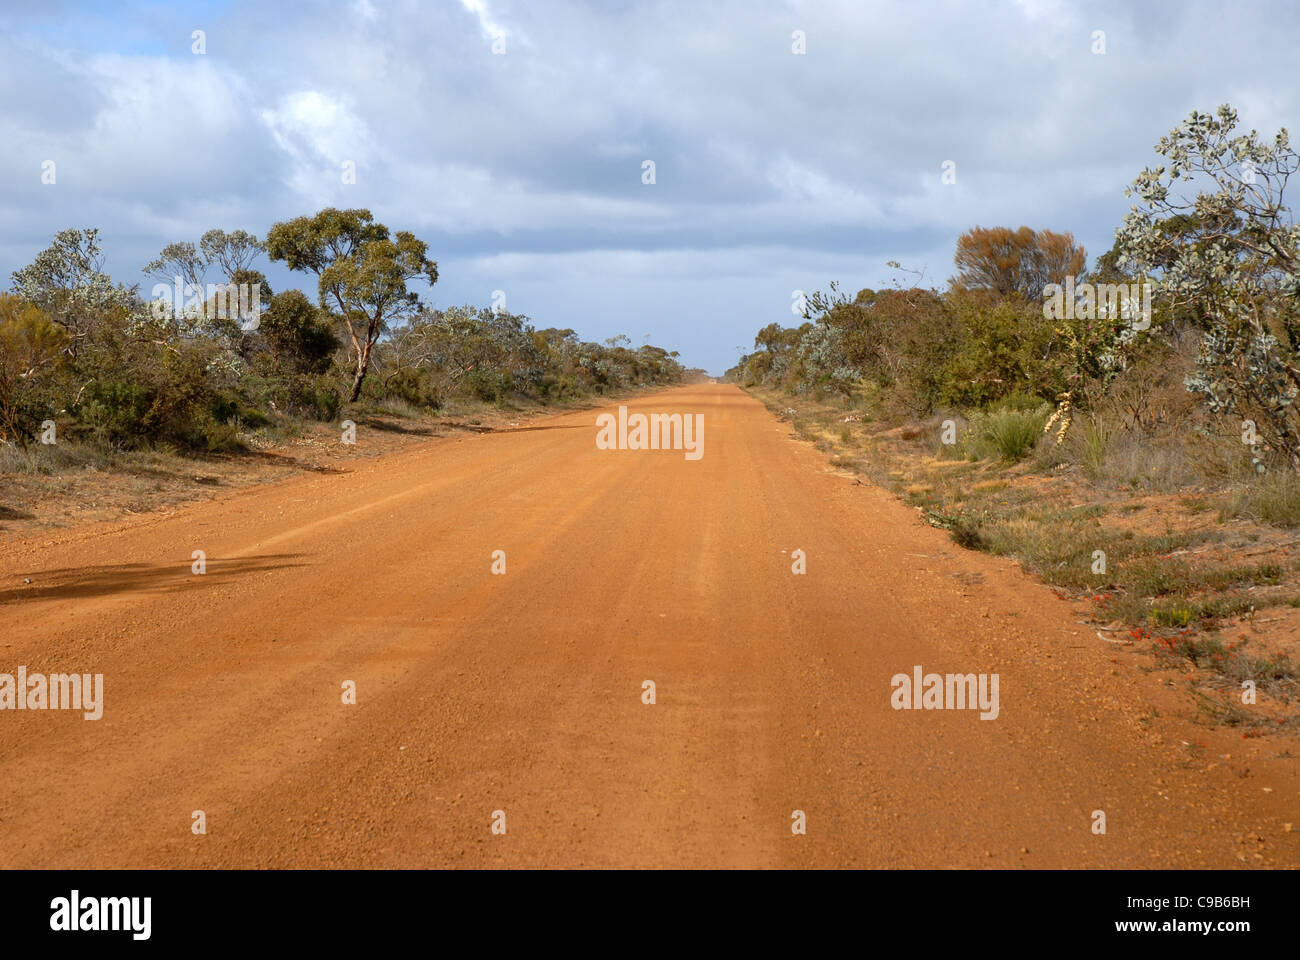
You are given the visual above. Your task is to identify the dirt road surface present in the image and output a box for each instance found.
[1,384,1296,867]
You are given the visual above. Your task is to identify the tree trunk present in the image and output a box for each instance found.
[348,341,373,402]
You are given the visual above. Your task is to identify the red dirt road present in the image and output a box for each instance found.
[0,383,1296,867]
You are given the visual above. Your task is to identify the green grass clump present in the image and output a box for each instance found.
[964,404,1050,463]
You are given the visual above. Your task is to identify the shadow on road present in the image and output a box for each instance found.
[1,553,308,605]
[436,421,587,435]
[358,418,442,437]
[492,424,587,434]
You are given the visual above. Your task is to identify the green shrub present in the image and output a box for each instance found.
[383,367,440,410]
[77,379,153,447]
[938,294,1063,410]
[258,290,339,376]
[965,404,1050,462]
[71,347,222,451]
[464,369,512,402]
[291,374,342,421]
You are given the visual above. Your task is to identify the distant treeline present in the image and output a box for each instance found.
[0,208,684,452]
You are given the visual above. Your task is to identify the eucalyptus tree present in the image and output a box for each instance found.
[266,208,438,402]
[1115,105,1300,465]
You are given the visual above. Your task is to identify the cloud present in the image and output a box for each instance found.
[458,0,516,49]
[260,90,374,203]
[0,0,1297,371]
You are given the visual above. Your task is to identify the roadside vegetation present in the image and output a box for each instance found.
[731,105,1300,730]
[0,208,688,525]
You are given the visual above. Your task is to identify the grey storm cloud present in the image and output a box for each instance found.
[1,0,1297,371]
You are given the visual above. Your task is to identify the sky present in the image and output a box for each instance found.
[1,0,1297,374]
